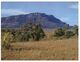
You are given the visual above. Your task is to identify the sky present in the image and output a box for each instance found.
[1,2,78,26]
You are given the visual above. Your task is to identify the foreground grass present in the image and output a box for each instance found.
[1,37,78,60]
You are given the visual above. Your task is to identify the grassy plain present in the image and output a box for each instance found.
[1,29,78,60]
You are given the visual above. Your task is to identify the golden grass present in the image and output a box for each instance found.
[1,29,78,60]
[1,37,78,60]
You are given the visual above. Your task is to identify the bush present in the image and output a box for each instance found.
[54,28,65,37]
[21,32,30,41]
[33,24,45,41]
[1,32,12,49]
[65,31,74,38]
[22,23,45,41]
[72,25,78,35]
[1,23,46,42]
[75,28,78,35]
[2,41,11,49]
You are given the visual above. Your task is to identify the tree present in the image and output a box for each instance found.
[21,23,46,41]
[65,31,74,38]
[63,24,69,31]
[73,25,78,35]
[53,28,65,37]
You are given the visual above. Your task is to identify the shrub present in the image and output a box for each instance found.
[20,23,45,41]
[33,24,45,41]
[2,41,11,49]
[21,32,30,41]
[1,23,46,42]
[73,25,78,35]
[65,31,74,38]
[53,28,65,37]
[1,32,12,49]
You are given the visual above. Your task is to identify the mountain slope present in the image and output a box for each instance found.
[1,13,69,28]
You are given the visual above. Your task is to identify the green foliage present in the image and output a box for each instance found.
[63,24,69,31]
[53,26,76,38]
[2,41,11,49]
[2,23,46,43]
[65,31,74,38]
[73,25,78,35]
[21,23,45,41]
[1,32,12,49]
[53,28,65,37]
[32,24,45,41]
[21,32,30,41]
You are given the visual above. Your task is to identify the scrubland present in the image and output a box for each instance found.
[1,30,78,60]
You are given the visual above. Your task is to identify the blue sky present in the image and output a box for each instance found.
[1,2,78,26]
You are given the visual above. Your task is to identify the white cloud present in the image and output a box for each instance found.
[69,4,78,9]
[1,9,30,17]
[60,17,69,22]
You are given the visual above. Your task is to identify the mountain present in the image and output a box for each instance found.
[1,13,69,29]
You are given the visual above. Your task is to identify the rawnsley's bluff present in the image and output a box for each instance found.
[1,13,69,28]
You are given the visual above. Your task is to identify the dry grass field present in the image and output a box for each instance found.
[1,29,78,60]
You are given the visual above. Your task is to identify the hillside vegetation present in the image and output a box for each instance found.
[1,24,78,60]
